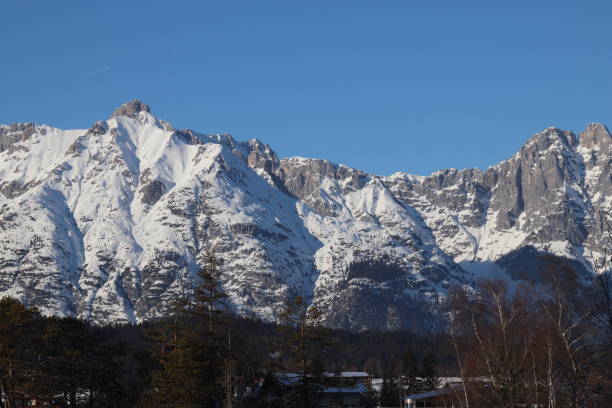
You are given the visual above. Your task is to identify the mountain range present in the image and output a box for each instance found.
[0,100,609,331]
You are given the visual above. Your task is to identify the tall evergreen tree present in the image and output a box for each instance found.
[144,250,230,408]
[420,351,439,392]
[0,297,40,407]
[379,375,391,407]
[401,345,419,395]
[194,250,228,333]
[193,250,229,406]
[380,373,401,407]
[145,298,204,407]
[273,296,332,408]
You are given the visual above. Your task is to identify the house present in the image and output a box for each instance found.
[317,382,370,407]
[322,372,371,387]
[259,371,373,407]
[319,372,372,407]
[257,373,310,406]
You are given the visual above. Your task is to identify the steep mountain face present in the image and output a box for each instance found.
[0,101,609,330]
[386,126,611,276]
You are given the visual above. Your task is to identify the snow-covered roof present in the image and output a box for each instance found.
[404,388,458,401]
[322,384,368,394]
[274,372,370,388]
[323,371,369,378]
[273,373,302,386]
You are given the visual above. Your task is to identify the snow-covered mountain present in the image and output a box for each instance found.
[1,101,609,330]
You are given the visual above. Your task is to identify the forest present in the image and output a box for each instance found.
[0,250,611,408]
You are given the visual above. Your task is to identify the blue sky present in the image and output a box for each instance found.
[1,1,611,176]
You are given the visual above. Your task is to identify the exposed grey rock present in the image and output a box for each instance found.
[580,123,611,150]
[109,99,151,119]
[247,139,280,174]
[174,129,203,145]
[87,121,109,136]
[0,123,40,153]
[65,136,86,156]
[159,120,175,132]
[1,100,610,331]
[139,180,167,205]
[0,180,26,198]
[496,245,590,283]
[277,158,369,216]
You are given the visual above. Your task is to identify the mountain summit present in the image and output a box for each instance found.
[110,99,152,119]
[0,102,609,330]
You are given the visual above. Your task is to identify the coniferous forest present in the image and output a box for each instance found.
[1,251,611,407]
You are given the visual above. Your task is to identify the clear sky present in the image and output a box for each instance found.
[1,1,611,176]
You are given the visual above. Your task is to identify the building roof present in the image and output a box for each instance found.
[274,373,302,386]
[322,383,368,394]
[322,371,369,378]
[274,371,370,384]
[403,387,461,402]
[340,371,369,378]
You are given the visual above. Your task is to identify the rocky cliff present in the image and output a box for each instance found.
[0,101,609,330]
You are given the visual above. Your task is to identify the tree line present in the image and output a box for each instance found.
[0,251,444,408]
[1,248,611,407]
[0,298,128,407]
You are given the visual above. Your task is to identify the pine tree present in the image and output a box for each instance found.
[380,374,400,407]
[13,314,129,408]
[273,296,332,408]
[146,297,220,408]
[194,250,228,334]
[192,250,229,406]
[144,250,231,408]
[379,375,391,406]
[0,297,40,407]
[401,345,419,395]
[40,317,91,407]
[420,351,438,392]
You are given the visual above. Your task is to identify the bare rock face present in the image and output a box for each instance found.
[0,180,30,199]
[0,123,42,153]
[0,100,609,331]
[579,123,612,201]
[277,158,369,217]
[174,129,203,145]
[247,139,279,174]
[385,124,607,281]
[139,180,167,205]
[88,121,109,136]
[580,123,611,150]
[109,99,151,119]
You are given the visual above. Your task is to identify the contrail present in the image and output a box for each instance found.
[79,66,111,79]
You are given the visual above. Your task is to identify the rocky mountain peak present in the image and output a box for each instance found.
[0,122,45,153]
[1,105,611,331]
[246,139,280,174]
[110,99,152,119]
[87,121,109,136]
[522,127,578,153]
[579,122,611,150]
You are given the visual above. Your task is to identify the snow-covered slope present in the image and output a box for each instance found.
[0,101,609,330]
